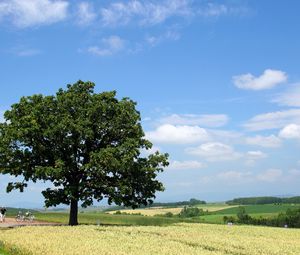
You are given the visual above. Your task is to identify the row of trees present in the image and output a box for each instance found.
[137,198,206,208]
[226,196,300,205]
[107,198,206,212]
[0,81,169,225]
[224,207,300,228]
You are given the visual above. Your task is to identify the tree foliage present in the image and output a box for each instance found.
[179,206,203,218]
[0,81,169,225]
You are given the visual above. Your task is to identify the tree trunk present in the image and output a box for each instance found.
[69,199,78,226]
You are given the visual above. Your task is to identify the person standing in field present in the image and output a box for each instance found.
[0,207,3,223]
[0,207,6,222]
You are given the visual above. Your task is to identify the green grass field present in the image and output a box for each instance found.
[214,204,300,214]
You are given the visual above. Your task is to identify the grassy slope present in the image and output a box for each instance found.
[214,204,300,214]
[200,204,300,224]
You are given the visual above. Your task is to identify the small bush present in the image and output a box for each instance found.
[223,216,236,223]
[179,207,202,218]
[164,212,174,217]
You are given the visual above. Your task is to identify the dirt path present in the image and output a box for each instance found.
[0,218,63,228]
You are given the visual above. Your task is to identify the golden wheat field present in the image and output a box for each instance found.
[0,223,299,255]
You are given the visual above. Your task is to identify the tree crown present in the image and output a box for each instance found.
[0,81,168,209]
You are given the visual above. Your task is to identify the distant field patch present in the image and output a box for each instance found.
[0,223,300,255]
[108,207,183,216]
[215,204,300,215]
[108,204,238,216]
[198,204,239,212]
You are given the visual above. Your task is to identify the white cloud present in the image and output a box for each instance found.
[186,143,266,163]
[100,0,192,27]
[159,114,229,127]
[142,117,151,122]
[202,167,298,185]
[168,160,204,170]
[244,109,300,131]
[76,2,96,26]
[92,0,244,28]
[233,69,287,90]
[283,169,300,182]
[0,0,69,28]
[15,48,41,57]
[88,35,125,56]
[214,169,283,184]
[246,150,267,160]
[245,135,281,148]
[257,169,283,182]
[208,130,243,144]
[289,169,300,177]
[145,124,209,144]
[199,170,254,185]
[200,166,300,186]
[245,150,267,165]
[217,170,253,181]
[279,124,300,139]
[272,83,300,107]
[186,142,242,162]
[198,3,228,17]
[145,30,181,47]
[198,3,248,18]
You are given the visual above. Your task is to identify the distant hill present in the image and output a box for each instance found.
[226,196,300,205]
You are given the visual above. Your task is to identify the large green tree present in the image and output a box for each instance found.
[0,81,168,225]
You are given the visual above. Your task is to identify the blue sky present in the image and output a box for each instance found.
[0,0,300,207]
